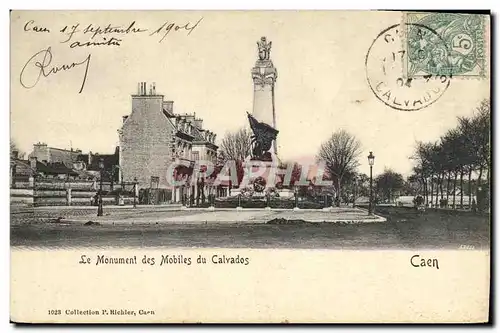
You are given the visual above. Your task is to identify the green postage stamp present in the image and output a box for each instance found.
[405,12,488,78]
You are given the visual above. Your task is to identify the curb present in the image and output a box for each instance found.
[57,215,386,225]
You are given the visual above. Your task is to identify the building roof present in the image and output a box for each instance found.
[76,151,119,172]
[36,161,79,176]
[160,101,218,149]
[10,159,35,176]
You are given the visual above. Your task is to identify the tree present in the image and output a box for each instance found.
[278,161,303,188]
[316,130,362,206]
[440,129,462,208]
[10,141,25,160]
[375,168,404,203]
[216,128,252,191]
[410,141,435,206]
[217,128,252,165]
[409,99,491,212]
[470,99,490,211]
[404,174,421,196]
[356,173,371,198]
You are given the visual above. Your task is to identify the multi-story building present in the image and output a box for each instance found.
[118,82,218,203]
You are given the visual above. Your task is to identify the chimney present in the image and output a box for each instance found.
[149,84,153,95]
[194,118,203,129]
[152,82,156,95]
[164,101,174,113]
[137,82,141,95]
[88,151,92,165]
[29,156,37,170]
[142,82,146,95]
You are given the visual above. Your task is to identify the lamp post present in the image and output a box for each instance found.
[133,177,138,208]
[121,171,124,191]
[97,158,104,216]
[294,186,299,209]
[353,175,358,208]
[367,151,375,215]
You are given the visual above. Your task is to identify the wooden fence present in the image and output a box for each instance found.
[10,177,138,207]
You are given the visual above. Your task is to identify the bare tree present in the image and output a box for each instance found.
[217,128,253,165]
[10,140,25,160]
[317,130,362,206]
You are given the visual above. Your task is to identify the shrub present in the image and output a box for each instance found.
[413,195,424,207]
[439,198,448,208]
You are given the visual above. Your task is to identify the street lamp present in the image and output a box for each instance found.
[133,177,138,208]
[97,158,104,216]
[353,175,358,208]
[294,186,299,209]
[368,151,375,215]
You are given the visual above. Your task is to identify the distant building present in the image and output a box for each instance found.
[76,147,120,181]
[118,82,218,202]
[29,142,81,165]
[26,142,119,181]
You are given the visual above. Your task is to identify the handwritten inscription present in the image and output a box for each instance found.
[20,47,91,93]
[410,254,440,269]
[149,18,204,43]
[24,20,50,33]
[19,17,204,93]
[59,21,147,45]
[56,19,203,45]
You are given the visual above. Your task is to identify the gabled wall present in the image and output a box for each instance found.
[119,94,175,189]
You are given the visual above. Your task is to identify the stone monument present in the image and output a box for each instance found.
[233,37,284,198]
[251,36,278,156]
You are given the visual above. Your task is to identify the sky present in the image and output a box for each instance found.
[10,11,490,177]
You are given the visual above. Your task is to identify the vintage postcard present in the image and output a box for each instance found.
[10,10,491,323]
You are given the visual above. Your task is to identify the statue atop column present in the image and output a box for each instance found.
[257,37,272,61]
[250,36,278,158]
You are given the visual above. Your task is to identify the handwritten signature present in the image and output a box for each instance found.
[19,47,91,93]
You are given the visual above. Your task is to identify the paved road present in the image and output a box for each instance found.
[10,206,490,250]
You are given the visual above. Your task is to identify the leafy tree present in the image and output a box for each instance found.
[409,99,490,212]
[375,168,404,203]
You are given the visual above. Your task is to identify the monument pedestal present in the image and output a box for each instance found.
[230,152,293,199]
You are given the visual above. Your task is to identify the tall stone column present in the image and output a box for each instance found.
[252,36,278,155]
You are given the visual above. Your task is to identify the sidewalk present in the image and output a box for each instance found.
[32,204,183,210]
[58,206,386,225]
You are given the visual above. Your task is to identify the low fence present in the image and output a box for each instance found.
[10,177,139,207]
[138,188,173,205]
[10,188,34,206]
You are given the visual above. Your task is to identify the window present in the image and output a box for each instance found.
[192,151,199,161]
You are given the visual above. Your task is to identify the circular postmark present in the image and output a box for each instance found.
[407,13,484,76]
[366,23,452,111]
